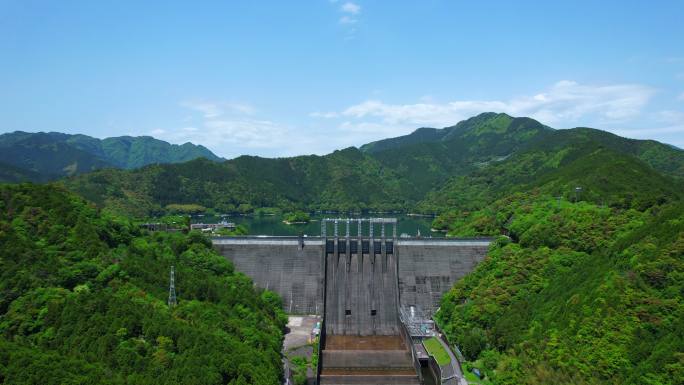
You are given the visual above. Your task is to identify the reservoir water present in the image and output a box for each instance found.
[194,213,442,237]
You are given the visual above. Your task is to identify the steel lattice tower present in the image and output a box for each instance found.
[168,265,177,307]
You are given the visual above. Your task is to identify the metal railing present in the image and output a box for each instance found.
[399,317,423,383]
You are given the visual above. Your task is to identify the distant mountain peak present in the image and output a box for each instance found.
[0,131,222,182]
[360,112,550,154]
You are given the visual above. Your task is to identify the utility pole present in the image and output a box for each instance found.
[168,265,177,307]
[574,186,583,203]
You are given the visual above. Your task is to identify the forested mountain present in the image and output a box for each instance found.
[420,134,683,219]
[0,131,221,181]
[0,162,45,184]
[366,117,682,384]
[2,113,683,385]
[360,113,554,199]
[61,113,684,218]
[434,193,684,385]
[62,148,407,217]
[364,114,684,197]
[0,184,285,384]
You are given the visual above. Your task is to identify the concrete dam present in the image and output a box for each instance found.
[213,218,491,384]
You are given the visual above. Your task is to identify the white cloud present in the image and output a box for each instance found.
[313,81,656,132]
[150,101,313,158]
[341,2,361,14]
[333,1,361,36]
[155,116,296,156]
[339,15,357,24]
[654,109,684,125]
[156,80,677,159]
[612,110,684,146]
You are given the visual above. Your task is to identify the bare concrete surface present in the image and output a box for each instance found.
[283,315,320,385]
[284,315,320,351]
[213,236,491,317]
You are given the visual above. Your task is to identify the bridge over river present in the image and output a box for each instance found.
[213,218,492,384]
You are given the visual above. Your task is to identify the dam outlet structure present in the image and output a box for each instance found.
[213,218,492,384]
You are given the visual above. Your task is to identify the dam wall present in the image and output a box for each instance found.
[214,235,491,385]
[212,236,491,316]
[397,239,491,315]
[213,237,324,314]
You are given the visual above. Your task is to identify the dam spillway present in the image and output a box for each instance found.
[213,219,491,384]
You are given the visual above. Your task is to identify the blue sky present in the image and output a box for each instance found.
[1,0,683,157]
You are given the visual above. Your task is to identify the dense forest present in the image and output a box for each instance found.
[1,113,683,385]
[435,193,684,384]
[0,184,286,384]
[58,113,684,218]
[0,131,220,181]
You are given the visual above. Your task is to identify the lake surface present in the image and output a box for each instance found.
[193,214,442,237]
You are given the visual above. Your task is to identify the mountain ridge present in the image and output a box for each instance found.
[0,131,222,181]
[58,113,684,217]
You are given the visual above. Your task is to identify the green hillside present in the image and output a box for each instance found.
[364,113,684,181]
[361,113,553,199]
[0,184,285,384]
[421,141,683,222]
[61,113,684,219]
[0,132,114,180]
[96,136,221,169]
[2,113,684,385]
[63,148,407,217]
[0,162,46,183]
[435,194,684,385]
[0,131,221,182]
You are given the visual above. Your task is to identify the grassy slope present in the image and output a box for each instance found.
[423,337,452,366]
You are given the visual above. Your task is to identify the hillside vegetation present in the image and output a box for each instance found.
[61,113,684,218]
[0,132,220,182]
[63,148,407,217]
[435,193,684,385]
[2,113,683,385]
[0,184,285,384]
